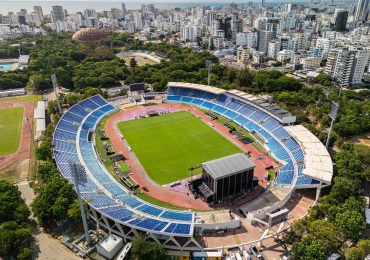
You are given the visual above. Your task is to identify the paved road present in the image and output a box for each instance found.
[17,181,80,260]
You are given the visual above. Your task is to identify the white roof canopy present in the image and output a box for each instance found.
[285,125,333,184]
[167,82,226,95]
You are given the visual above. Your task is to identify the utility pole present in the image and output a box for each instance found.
[51,74,62,113]
[326,101,339,149]
[205,60,213,86]
[71,163,91,245]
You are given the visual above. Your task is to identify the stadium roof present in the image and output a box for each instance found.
[168,82,226,95]
[284,125,333,184]
[228,89,294,122]
[202,153,255,180]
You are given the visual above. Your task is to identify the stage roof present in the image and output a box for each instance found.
[202,153,255,180]
[285,125,333,184]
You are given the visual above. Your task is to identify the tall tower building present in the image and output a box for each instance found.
[51,6,65,22]
[334,10,348,31]
[122,1,127,15]
[33,6,44,22]
[257,30,273,54]
[354,0,369,22]
[262,0,266,7]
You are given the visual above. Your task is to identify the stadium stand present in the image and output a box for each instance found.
[53,95,195,239]
[166,82,330,189]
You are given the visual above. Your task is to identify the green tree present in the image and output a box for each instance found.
[345,247,365,260]
[292,235,327,260]
[357,240,370,256]
[131,235,166,260]
[65,93,82,106]
[36,141,52,161]
[17,247,33,260]
[336,211,366,241]
[130,57,138,67]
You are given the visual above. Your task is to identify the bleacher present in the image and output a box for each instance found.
[166,85,319,187]
[53,95,194,237]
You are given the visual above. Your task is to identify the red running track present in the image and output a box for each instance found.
[0,101,34,170]
[105,104,277,210]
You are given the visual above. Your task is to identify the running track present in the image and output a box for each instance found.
[105,104,276,210]
[0,101,33,170]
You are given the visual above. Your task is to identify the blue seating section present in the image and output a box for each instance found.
[166,86,319,187]
[53,95,194,236]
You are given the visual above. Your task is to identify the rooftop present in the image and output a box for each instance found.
[284,125,333,184]
[202,153,255,180]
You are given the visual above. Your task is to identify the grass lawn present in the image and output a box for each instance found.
[117,161,130,174]
[0,106,24,155]
[0,94,41,103]
[118,111,241,184]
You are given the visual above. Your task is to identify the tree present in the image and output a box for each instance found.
[307,220,345,253]
[292,235,327,260]
[0,181,33,259]
[37,161,59,182]
[345,247,365,260]
[130,57,138,68]
[131,235,166,260]
[336,211,366,241]
[357,240,370,257]
[36,141,52,161]
[315,72,332,86]
[65,93,82,106]
[17,247,33,260]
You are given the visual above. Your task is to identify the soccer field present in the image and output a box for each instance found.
[0,106,24,155]
[118,111,241,184]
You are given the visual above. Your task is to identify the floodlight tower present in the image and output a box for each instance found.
[71,163,91,245]
[326,101,339,149]
[205,60,213,86]
[51,74,62,113]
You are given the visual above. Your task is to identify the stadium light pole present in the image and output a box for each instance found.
[205,60,213,86]
[51,74,62,113]
[326,101,339,149]
[71,163,91,245]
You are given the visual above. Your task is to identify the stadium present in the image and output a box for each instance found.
[52,82,333,253]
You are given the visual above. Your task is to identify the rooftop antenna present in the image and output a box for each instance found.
[71,163,91,245]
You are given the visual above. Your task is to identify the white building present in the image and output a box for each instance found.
[301,56,321,70]
[277,49,293,62]
[351,48,369,85]
[237,46,251,64]
[267,41,280,59]
[96,235,123,260]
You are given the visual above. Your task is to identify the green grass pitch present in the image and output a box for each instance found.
[118,111,241,184]
[0,106,24,155]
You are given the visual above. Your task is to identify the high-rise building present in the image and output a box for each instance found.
[351,48,369,85]
[334,10,348,31]
[325,47,369,86]
[262,0,266,7]
[237,46,251,64]
[33,6,44,22]
[52,6,65,22]
[267,40,280,59]
[257,30,273,54]
[121,1,127,15]
[84,9,97,19]
[133,12,143,29]
[218,17,232,40]
[354,0,369,22]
